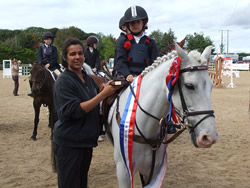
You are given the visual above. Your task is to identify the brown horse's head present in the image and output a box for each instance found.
[30,59,52,95]
[165,37,186,54]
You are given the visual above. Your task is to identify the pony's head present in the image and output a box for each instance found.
[30,60,48,95]
[172,43,218,148]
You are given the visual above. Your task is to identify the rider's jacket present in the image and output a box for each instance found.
[84,48,101,70]
[37,44,59,71]
[115,33,159,78]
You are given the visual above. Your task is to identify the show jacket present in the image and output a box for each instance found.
[37,44,60,71]
[84,48,101,70]
[115,34,158,78]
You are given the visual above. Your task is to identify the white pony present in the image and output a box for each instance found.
[107,43,218,188]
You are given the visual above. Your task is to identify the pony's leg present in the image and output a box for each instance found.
[30,102,41,141]
[48,105,53,139]
[114,147,131,188]
[48,105,53,128]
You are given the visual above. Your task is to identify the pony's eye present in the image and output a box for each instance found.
[185,83,195,90]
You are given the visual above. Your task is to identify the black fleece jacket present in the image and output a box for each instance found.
[53,69,100,148]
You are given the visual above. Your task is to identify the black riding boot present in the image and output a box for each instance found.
[27,80,33,96]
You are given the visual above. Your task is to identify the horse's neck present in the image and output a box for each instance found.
[44,69,55,91]
[134,56,176,134]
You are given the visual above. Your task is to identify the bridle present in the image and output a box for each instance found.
[176,65,215,133]
[30,65,49,91]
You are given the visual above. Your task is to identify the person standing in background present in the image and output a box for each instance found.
[11,59,19,96]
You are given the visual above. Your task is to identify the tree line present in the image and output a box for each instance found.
[0,26,219,65]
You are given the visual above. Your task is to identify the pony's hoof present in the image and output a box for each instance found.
[98,136,104,142]
[30,136,37,141]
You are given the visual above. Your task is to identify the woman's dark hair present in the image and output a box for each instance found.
[61,38,84,69]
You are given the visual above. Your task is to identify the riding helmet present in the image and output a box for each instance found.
[119,16,126,30]
[86,36,99,46]
[124,6,148,24]
[42,32,54,40]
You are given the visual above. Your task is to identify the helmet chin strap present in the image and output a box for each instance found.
[128,27,144,36]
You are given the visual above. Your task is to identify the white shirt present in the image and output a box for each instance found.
[134,32,145,44]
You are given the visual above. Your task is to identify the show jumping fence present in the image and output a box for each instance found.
[208,57,223,88]
[19,64,32,76]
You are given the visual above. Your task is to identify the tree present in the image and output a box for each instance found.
[54,26,87,49]
[185,32,214,53]
[18,32,41,50]
[150,29,176,55]
[0,43,11,61]
[98,35,116,61]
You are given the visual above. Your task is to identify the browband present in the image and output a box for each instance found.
[179,65,208,74]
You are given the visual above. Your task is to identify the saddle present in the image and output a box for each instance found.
[89,72,129,130]
[102,77,129,130]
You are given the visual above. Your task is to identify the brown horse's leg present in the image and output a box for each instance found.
[30,101,41,141]
[48,104,56,137]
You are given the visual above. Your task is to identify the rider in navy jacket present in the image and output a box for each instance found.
[37,32,60,71]
[114,6,158,82]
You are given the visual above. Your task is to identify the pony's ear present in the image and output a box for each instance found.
[201,46,213,61]
[175,42,188,61]
[40,59,47,66]
[177,37,186,49]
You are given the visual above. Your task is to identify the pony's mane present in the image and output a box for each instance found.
[141,50,178,76]
[141,49,207,76]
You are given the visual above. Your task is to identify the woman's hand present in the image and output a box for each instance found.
[126,74,134,82]
[101,81,121,97]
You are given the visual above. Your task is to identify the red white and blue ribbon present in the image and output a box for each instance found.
[165,57,181,123]
[120,74,142,187]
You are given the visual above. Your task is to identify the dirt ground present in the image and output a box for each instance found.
[0,70,250,188]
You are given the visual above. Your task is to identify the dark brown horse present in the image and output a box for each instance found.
[29,60,57,140]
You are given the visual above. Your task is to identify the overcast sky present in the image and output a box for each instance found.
[0,0,249,53]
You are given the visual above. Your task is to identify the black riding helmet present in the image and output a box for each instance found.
[42,32,54,40]
[124,6,148,35]
[119,16,126,30]
[86,36,99,47]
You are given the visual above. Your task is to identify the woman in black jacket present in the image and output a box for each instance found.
[53,38,119,188]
